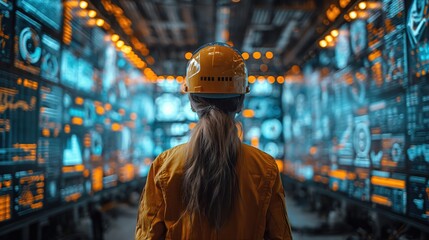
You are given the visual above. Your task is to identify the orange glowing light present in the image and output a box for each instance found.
[184,52,193,60]
[111,34,120,42]
[371,176,405,189]
[88,10,97,18]
[116,40,124,48]
[176,76,184,83]
[75,97,84,105]
[265,51,274,59]
[267,76,275,84]
[71,117,83,125]
[242,109,255,118]
[329,169,347,180]
[257,76,265,82]
[96,18,104,26]
[111,123,122,131]
[276,76,285,84]
[189,122,197,130]
[358,2,367,10]
[79,1,88,9]
[250,137,259,148]
[309,146,318,155]
[349,11,357,19]
[319,39,328,48]
[241,52,250,60]
[252,52,261,60]
[331,29,339,37]
[248,75,256,83]
[64,124,71,134]
[104,103,112,111]
[96,106,105,115]
[371,194,391,206]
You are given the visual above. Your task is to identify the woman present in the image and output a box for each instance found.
[135,42,292,239]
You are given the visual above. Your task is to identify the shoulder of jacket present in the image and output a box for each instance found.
[242,143,278,173]
[152,143,187,178]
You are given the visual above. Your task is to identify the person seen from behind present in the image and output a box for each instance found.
[135,42,292,239]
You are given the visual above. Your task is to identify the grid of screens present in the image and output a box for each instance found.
[0,1,154,227]
[283,0,429,224]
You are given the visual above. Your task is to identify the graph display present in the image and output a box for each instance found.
[0,73,38,164]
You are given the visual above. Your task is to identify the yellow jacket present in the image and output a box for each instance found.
[135,143,292,240]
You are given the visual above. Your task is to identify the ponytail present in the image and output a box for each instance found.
[182,94,244,229]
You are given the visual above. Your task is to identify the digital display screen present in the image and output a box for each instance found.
[17,0,62,31]
[0,173,13,224]
[14,11,42,75]
[371,170,406,214]
[60,176,84,202]
[335,25,351,69]
[14,170,44,216]
[407,0,429,82]
[38,83,62,202]
[408,176,429,221]
[0,1,13,64]
[329,168,350,193]
[369,94,406,171]
[282,0,429,222]
[0,73,38,164]
[60,49,95,93]
[40,34,60,83]
[382,0,407,90]
[348,168,370,201]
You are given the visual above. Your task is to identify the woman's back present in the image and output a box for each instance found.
[135,143,292,239]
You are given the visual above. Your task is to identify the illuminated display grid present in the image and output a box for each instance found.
[0,73,38,164]
[407,176,429,221]
[371,170,406,214]
[14,170,44,216]
[38,83,62,202]
[0,173,12,223]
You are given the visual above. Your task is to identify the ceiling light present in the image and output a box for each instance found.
[319,40,328,48]
[79,1,88,9]
[325,35,333,42]
[116,40,124,48]
[253,52,261,60]
[349,11,357,19]
[96,18,104,26]
[88,10,97,18]
[184,52,193,60]
[265,51,274,59]
[358,2,367,10]
[111,34,120,42]
[241,52,249,60]
[330,29,339,37]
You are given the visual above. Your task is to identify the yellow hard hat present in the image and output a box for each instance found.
[184,42,250,98]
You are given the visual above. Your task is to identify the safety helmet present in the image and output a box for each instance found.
[183,42,250,98]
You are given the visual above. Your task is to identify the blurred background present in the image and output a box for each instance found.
[0,0,428,239]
